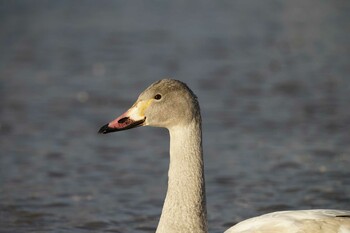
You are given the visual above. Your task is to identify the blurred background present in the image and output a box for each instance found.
[1,1,350,232]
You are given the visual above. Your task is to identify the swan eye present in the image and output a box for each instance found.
[154,94,162,100]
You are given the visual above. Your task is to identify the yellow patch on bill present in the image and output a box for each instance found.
[138,99,154,116]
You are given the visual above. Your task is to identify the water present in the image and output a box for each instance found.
[1,1,350,232]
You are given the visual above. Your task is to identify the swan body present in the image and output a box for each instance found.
[99,79,350,233]
[225,209,350,233]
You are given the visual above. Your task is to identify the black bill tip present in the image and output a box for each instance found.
[98,123,116,134]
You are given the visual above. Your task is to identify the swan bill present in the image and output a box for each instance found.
[99,100,149,134]
[98,118,145,134]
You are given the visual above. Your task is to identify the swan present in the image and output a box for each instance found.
[98,79,350,233]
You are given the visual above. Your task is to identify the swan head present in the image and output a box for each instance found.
[99,79,200,134]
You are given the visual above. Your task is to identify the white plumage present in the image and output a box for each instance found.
[225,209,350,233]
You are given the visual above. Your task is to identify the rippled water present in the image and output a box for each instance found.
[1,1,350,232]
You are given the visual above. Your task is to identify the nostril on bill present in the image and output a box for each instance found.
[118,117,129,124]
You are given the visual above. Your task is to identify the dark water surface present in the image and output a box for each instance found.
[1,1,350,232]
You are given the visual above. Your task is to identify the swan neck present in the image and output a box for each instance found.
[156,120,208,233]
